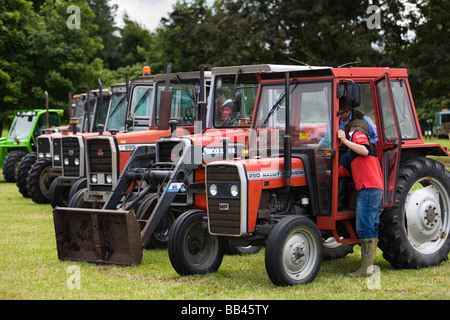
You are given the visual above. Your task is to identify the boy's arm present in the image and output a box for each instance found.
[337,130,369,156]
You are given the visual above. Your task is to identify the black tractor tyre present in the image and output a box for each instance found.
[265,216,323,286]
[168,210,224,276]
[136,193,176,249]
[68,187,87,207]
[68,187,103,209]
[379,157,450,269]
[3,150,27,182]
[49,176,72,208]
[27,157,53,204]
[67,178,87,204]
[16,152,37,197]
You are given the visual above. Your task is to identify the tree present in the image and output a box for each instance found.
[117,14,154,68]
[145,0,217,72]
[0,0,39,108]
[87,0,121,70]
[406,0,450,105]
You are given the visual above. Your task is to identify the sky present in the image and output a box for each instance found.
[110,0,178,31]
[110,0,215,31]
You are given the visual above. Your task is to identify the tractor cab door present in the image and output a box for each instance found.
[375,73,401,207]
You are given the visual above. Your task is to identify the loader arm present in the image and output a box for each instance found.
[52,143,201,266]
[139,144,201,246]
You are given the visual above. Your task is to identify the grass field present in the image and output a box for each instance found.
[0,138,449,301]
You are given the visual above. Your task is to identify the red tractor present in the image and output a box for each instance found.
[52,64,309,265]
[167,67,450,286]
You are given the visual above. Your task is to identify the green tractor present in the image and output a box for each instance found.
[0,104,65,182]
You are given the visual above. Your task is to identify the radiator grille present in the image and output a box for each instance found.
[87,139,112,174]
[207,165,242,235]
[62,137,81,177]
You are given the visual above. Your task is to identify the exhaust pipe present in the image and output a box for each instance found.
[45,91,49,128]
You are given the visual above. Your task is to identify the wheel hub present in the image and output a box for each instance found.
[424,204,439,225]
[291,243,305,263]
[187,236,201,254]
[406,185,443,247]
[283,234,309,275]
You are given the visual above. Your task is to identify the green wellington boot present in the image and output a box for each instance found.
[347,238,378,278]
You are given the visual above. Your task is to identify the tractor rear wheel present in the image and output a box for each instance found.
[265,216,323,286]
[16,152,37,197]
[168,210,224,276]
[379,157,450,269]
[3,150,26,182]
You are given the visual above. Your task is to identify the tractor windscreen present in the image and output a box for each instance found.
[252,80,332,154]
[106,91,127,131]
[73,97,84,118]
[155,78,201,126]
[9,113,36,140]
[131,86,153,118]
[213,74,259,128]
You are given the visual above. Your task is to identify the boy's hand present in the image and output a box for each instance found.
[337,130,347,142]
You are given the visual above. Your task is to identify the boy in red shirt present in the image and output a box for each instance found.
[338,119,383,277]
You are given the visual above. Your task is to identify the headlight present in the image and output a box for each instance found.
[45,153,50,158]
[106,174,112,184]
[209,184,218,196]
[74,158,80,166]
[38,153,44,158]
[54,155,60,161]
[64,158,69,165]
[230,185,239,197]
[91,174,98,183]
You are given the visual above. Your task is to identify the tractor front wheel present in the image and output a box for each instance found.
[27,157,53,204]
[265,216,323,286]
[68,178,87,204]
[379,157,450,269]
[16,152,37,197]
[68,188,102,209]
[168,210,224,276]
[136,193,176,249]
[49,176,72,208]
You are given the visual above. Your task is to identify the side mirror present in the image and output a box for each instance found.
[233,90,242,113]
[346,83,361,108]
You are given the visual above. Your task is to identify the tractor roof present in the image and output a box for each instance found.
[153,70,212,82]
[211,64,331,75]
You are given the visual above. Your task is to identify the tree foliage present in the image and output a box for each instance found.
[1,0,449,126]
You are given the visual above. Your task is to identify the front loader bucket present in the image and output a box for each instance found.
[53,207,143,266]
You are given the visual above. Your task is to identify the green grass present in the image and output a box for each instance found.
[1,138,450,300]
